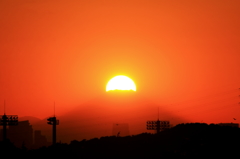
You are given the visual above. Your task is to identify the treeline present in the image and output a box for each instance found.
[1,123,240,158]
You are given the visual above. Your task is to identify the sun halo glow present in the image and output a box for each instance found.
[106,75,136,92]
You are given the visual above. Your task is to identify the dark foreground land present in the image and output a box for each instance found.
[1,123,240,158]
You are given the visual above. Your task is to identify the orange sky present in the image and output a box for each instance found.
[0,0,240,125]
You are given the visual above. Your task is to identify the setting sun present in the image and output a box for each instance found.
[106,75,136,91]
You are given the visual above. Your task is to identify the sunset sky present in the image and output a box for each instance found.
[0,0,240,126]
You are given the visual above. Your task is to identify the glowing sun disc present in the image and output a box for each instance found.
[106,75,136,91]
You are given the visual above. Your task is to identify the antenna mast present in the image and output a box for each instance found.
[4,100,6,115]
[54,101,55,117]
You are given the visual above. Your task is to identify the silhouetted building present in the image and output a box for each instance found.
[112,123,130,137]
[7,120,33,149]
[218,123,239,128]
[33,130,49,148]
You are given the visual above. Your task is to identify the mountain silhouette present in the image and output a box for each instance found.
[32,92,188,143]
[51,92,187,143]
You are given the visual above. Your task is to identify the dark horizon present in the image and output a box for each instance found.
[1,122,239,158]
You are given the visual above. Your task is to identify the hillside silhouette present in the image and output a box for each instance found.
[1,123,239,158]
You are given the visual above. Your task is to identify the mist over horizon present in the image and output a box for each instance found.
[6,87,236,144]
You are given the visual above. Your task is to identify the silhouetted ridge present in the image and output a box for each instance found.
[3,123,239,158]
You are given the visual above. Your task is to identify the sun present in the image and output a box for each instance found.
[106,75,136,92]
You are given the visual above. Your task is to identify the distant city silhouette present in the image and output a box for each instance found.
[7,120,33,148]
[33,130,51,149]
[0,120,49,149]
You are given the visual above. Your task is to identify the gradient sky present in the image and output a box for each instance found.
[0,0,240,125]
